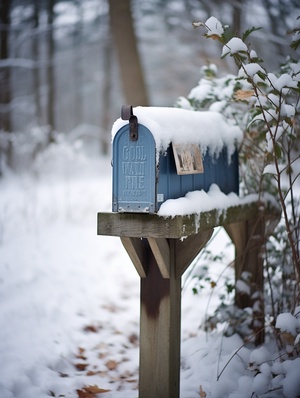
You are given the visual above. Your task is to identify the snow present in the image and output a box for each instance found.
[282,359,300,398]
[205,16,224,37]
[187,72,238,105]
[0,144,299,398]
[268,73,298,92]
[239,63,265,78]
[249,50,258,59]
[263,164,277,174]
[158,184,259,217]
[276,313,299,335]
[111,106,243,159]
[235,279,251,296]
[221,37,248,57]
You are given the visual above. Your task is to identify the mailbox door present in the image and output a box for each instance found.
[112,124,156,213]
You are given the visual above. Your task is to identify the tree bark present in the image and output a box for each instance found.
[47,0,55,142]
[0,0,12,172]
[33,0,41,126]
[232,0,242,36]
[0,0,11,133]
[73,3,83,129]
[109,0,149,106]
[101,36,112,154]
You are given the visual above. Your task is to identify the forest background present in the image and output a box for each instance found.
[0,1,300,397]
[0,0,299,173]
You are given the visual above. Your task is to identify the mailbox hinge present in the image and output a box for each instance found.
[121,105,138,141]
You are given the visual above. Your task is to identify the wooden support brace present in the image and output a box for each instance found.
[148,237,170,278]
[120,237,147,278]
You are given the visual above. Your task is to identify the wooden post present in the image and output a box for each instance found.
[121,233,213,398]
[225,217,265,345]
[139,239,181,398]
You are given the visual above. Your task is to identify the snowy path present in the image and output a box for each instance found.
[0,155,299,398]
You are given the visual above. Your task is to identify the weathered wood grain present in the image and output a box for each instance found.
[148,237,170,278]
[139,241,181,398]
[97,200,280,239]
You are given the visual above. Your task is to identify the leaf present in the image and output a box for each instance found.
[257,70,267,81]
[59,372,69,378]
[77,385,111,398]
[222,26,234,43]
[77,389,94,398]
[84,325,99,333]
[75,363,88,371]
[105,359,118,370]
[206,33,221,40]
[86,385,111,394]
[128,333,139,346]
[234,90,255,100]
[242,26,262,41]
[86,370,98,376]
[274,142,282,159]
[192,21,205,28]
[200,385,207,397]
[76,347,87,360]
[291,39,300,51]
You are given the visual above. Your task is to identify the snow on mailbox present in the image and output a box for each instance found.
[112,106,242,214]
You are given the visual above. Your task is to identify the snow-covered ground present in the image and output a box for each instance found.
[0,145,299,398]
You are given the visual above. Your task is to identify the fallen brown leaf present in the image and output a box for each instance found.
[128,333,139,346]
[86,370,98,376]
[76,347,87,360]
[87,385,111,394]
[75,363,88,371]
[105,359,118,370]
[98,352,107,359]
[77,389,94,398]
[200,385,207,397]
[59,371,69,378]
[77,385,111,398]
[83,325,99,333]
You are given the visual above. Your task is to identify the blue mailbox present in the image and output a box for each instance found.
[112,106,239,214]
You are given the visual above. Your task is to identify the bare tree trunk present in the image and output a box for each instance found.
[32,0,41,126]
[261,0,286,56]
[73,2,83,129]
[0,0,11,133]
[109,0,149,106]
[101,36,112,154]
[232,0,242,36]
[47,0,55,142]
[0,0,12,172]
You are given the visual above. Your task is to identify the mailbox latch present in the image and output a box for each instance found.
[121,105,138,141]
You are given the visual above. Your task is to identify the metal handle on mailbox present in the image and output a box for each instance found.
[121,105,138,141]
